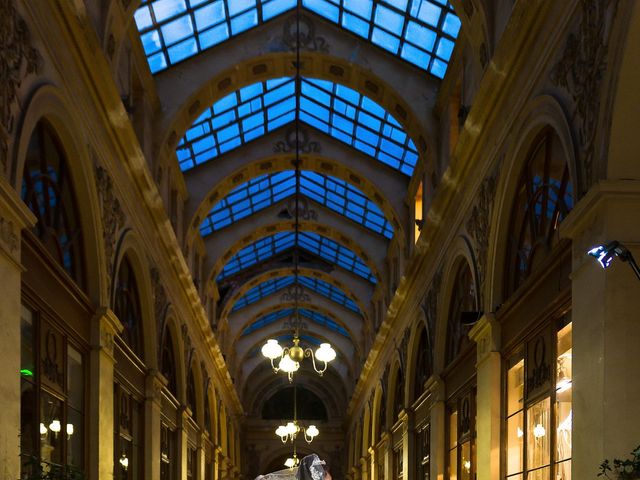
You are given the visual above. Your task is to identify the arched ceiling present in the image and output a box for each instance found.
[131,0,460,415]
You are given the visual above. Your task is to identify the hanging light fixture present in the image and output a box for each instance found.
[260,0,336,382]
[275,383,320,444]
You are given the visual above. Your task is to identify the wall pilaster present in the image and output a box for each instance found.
[89,308,123,480]
[469,313,501,480]
[145,370,166,480]
[0,178,35,480]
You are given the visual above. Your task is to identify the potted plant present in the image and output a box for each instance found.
[599,446,640,479]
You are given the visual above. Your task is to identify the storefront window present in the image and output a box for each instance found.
[20,305,85,478]
[115,384,143,480]
[160,423,176,480]
[417,424,431,480]
[447,393,475,480]
[448,410,458,480]
[504,321,572,480]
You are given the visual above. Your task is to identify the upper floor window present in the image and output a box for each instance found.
[414,180,424,243]
[187,368,198,420]
[21,121,85,288]
[507,129,574,294]
[114,257,144,357]
[413,326,431,401]
[161,328,178,396]
[445,262,476,366]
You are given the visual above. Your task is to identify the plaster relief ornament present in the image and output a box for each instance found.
[0,0,40,173]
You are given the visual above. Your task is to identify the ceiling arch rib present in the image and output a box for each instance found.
[177,76,419,175]
[135,0,460,77]
[230,274,360,314]
[202,169,393,238]
[217,231,377,284]
[207,218,387,284]
[227,298,363,343]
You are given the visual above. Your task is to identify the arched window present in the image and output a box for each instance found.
[160,328,177,396]
[114,257,143,357]
[392,365,405,422]
[446,262,476,366]
[204,393,212,437]
[507,128,574,293]
[21,120,85,287]
[413,327,431,401]
[186,368,197,420]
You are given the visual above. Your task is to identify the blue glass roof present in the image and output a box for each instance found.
[218,231,376,283]
[241,307,349,337]
[232,275,360,313]
[135,1,459,76]
[202,170,393,237]
[177,77,418,175]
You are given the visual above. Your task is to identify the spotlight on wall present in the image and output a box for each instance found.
[460,311,483,326]
[587,241,640,281]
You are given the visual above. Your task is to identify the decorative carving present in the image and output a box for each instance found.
[0,0,40,173]
[421,264,443,369]
[100,327,115,357]
[465,172,497,294]
[0,216,18,254]
[527,334,551,394]
[281,14,329,53]
[151,266,168,364]
[280,283,310,303]
[282,314,308,332]
[273,126,321,153]
[42,328,63,387]
[284,196,317,220]
[181,322,194,374]
[551,0,618,196]
[95,164,125,289]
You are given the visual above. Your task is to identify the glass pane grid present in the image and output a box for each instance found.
[232,275,361,313]
[299,308,349,337]
[217,231,376,283]
[202,170,394,238]
[178,77,418,175]
[135,1,459,76]
[242,308,293,336]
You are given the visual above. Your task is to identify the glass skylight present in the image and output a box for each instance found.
[177,77,418,175]
[232,275,360,313]
[217,231,376,283]
[135,1,459,76]
[201,170,393,237]
[241,307,349,337]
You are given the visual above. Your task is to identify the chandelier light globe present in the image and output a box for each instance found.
[261,339,283,360]
[306,425,319,438]
[284,455,298,469]
[279,354,299,373]
[275,425,289,438]
[49,419,61,433]
[285,421,298,436]
[315,343,337,363]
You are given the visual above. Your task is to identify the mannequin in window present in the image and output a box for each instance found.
[254,454,332,480]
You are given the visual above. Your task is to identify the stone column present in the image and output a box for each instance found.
[144,370,166,480]
[469,314,501,480]
[426,376,446,480]
[178,407,190,480]
[359,455,368,480]
[0,178,35,480]
[378,432,391,480]
[89,308,123,480]
[197,432,206,480]
[368,447,376,480]
[400,410,415,479]
[213,446,221,480]
[561,181,640,479]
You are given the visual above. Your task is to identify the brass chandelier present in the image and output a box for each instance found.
[274,382,319,444]
[260,0,336,382]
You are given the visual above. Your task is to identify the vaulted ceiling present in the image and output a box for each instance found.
[132,0,461,417]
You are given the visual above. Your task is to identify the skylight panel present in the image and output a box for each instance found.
[203,169,392,236]
[217,231,376,283]
[179,77,418,175]
[299,308,349,337]
[136,1,458,76]
[232,275,360,313]
[242,308,293,336]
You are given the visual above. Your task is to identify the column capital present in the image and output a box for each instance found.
[146,369,168,403]
[91,307,124,360]
[425,375,445,402]
[469,313,501,365]
[0,176,36,267]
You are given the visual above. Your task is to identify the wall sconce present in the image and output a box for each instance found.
[588,241,640,280]
[49,419,61,437]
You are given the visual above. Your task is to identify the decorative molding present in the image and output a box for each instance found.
[551,0,618,196]
[94,164,125,290]
[280,283,310,303]
[281,14,329,53]
[0,216,18,255]
[0,0,40,174]
[465,171,497,295]
[273,126,321,153]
